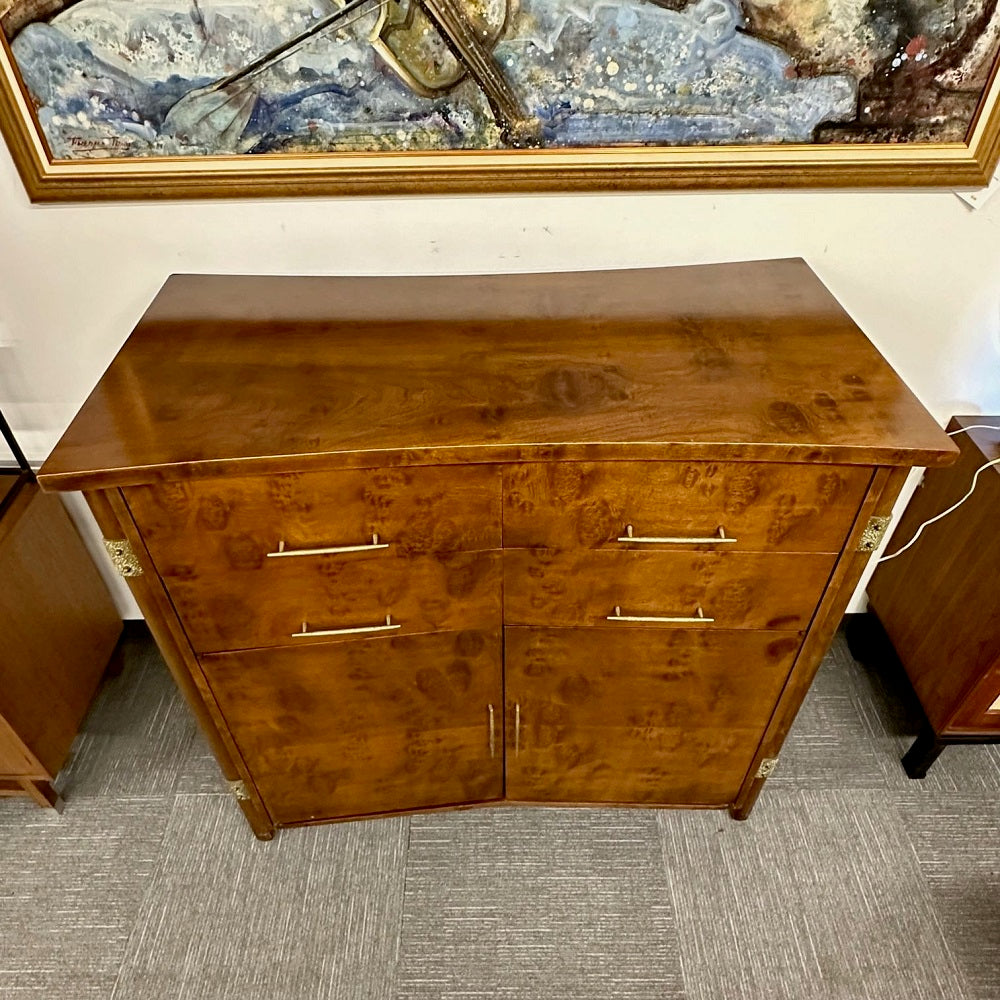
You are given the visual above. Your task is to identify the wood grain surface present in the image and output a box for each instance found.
[0,720,39,776]
[202,630,503,825]
[503,461,871,552]
[160,549,502,654]
[728,464,905,819]
[504,549,836,631]
[0,485,121,779]
[125,464,501,577]
[504,627,800,805]
[0,474,16,509]
[92,488,277,838]
[26,263,961,831]
[867,416,1000,734]
[37,262,957,492]
[953,667,1000,729]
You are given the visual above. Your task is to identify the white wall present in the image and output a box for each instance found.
[2,140,998,618]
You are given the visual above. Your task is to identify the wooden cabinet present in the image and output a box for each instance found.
[861,416,1000,775]
[37,261,957,839]
[0,480,122,809]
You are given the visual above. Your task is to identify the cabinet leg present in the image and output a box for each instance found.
[22,780,65,812]
[729,780,764,821]
[233,794,275,840]
[902,725,945,778]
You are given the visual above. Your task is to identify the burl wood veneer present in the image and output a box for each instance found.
[38,260,957,839]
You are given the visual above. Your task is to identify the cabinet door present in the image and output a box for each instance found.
[505,627,800,806]
[201,630,503,825]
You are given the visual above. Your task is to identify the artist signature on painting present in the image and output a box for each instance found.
[67,135,129,153]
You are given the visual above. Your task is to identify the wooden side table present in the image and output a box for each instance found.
[859,416,1000,777]
[0,436,122,808]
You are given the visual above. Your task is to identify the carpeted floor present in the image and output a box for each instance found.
[1,624,997,1000]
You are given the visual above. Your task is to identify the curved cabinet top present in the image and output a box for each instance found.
[38,259,957,491]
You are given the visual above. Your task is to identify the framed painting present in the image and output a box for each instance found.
[2,0,1000,200]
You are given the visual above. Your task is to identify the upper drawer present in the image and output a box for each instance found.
[125,465,501,577]
[503,462,871,553]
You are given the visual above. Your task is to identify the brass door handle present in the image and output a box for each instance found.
[488,704,496,759]
[268,533,389,558]
[617,525,736,545]
[607,605,714,624]
[292,614,400,639]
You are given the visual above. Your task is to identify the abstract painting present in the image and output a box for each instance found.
[2,0,1000,198]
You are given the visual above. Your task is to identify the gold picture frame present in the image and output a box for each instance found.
[3,0,1000,202]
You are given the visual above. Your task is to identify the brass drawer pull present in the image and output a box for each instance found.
[488,704,496,758]
[267,533,389,558]
[292,614,400,639]
[607,605,714,624]
[617,525,736,545]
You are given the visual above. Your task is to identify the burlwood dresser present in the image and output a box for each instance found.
[38,260,956,840]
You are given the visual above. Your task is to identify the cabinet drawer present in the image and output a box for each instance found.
[504,549,835,631]
[125,465,501,579]
[167,550,502,653]
[202,630,504,826]
[505,627,801,805]
[503,462,870,552]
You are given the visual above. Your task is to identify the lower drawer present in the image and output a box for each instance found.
[201,630,504,826]
[165,550,502,653]
[504,549,835,631]
[504,626,801,805]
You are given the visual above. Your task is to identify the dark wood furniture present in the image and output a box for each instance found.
[860,416,1000,776]
[37,261,956,839]
[0,411,122,810]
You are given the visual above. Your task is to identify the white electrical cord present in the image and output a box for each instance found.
[945,424,1000,436]
[876,423,1000,564]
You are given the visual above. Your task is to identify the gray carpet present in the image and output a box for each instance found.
[0,626,997,1000]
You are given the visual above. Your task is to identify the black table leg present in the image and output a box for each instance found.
[902,723,945,778]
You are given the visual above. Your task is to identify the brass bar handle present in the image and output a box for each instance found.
[607,605,715,624]
[515,703,520,756]
[292,614,400,639]
[617,524,736,545]
[488,704,496,759]
[267,533,390,558]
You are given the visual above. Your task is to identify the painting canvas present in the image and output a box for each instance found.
[2,0,1000,198]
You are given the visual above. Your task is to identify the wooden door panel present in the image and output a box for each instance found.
[505,627,800,805]
[0,722,38,777]
[951,665,1000,731]
[508,726,755,806]
[165,550,502,653]
[201,630,503,825]
[503,462,871,553]
[126,464,502,576]
[504,549,834,631]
